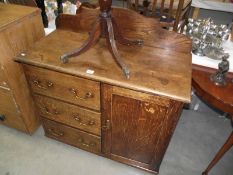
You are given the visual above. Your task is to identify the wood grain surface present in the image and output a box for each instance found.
[42,117,101,154]
[14,6,191,172]
[56,8,192,54]
[0,3,44,133]
[24,64,101,111]
[101,83,183,172]
[34,94,101,136]
[16,29,191,103]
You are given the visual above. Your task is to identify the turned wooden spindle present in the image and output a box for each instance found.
[60,0,143,79]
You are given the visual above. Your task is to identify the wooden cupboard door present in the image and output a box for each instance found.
[101,84,183,172]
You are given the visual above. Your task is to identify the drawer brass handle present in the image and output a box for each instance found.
[78,138,96,147]
[0,114,6,121]
[69,88,93,100]
[88,120,95,126]
[43,107,60,115]
[48,128,64,137]
[73,116,95,126]
[32,79,53,90]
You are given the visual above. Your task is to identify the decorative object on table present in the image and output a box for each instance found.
[210,56,229,86]
[186,18,231,60]
[60,0,144,79]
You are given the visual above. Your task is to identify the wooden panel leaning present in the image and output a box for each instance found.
[0,3,45,133]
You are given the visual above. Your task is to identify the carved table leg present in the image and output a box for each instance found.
[60,0,144,78]
[106,18,130,79]
[35,0,48,28]
[60,20,101,63]
[57,0,63,14]
[202,131,233,175]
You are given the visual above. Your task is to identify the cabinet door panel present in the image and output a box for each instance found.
[111,94,167,164]
[101,84,183,172]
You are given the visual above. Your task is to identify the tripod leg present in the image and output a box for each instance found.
[60,20,101,63]
[106,18,130,79]
[112,18,143,46]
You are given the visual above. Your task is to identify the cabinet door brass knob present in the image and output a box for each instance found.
[102,119,110,130]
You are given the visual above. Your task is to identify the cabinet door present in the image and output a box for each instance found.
[101,84,183,172]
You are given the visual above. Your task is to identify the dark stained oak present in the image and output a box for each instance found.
[42,117,101,154]
[101,84,183,172]
[16,29,191,103]
[34,94,101,136]
[56,8,192,54]
[15,7,191,173]
[24,65,101,111]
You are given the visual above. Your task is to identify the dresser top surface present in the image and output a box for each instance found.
[15,29,192,103]
[0,3,39,30]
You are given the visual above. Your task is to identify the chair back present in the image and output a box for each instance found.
[128,0,191,31]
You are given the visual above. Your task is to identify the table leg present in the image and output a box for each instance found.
[57,0,63,14]
[202,131,233,175]
[231,21,233,41]
[35,0,48,28]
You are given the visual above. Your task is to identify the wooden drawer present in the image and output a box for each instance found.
[34,94,101,136]
[42,118,101,154]
[23,65,100,111]
[0,88,27,132]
